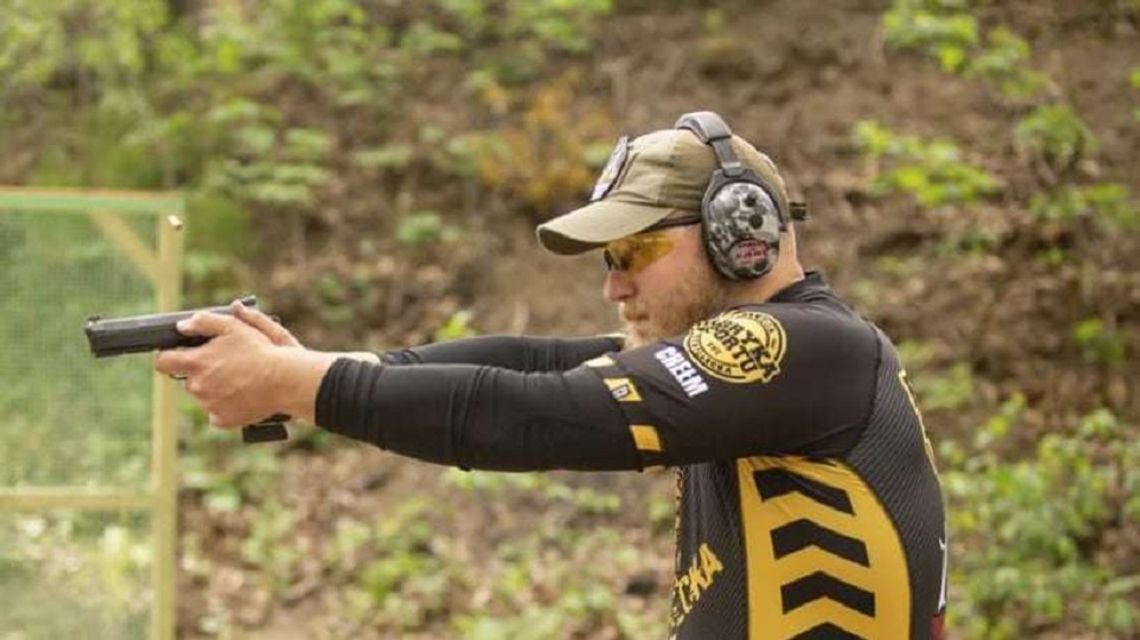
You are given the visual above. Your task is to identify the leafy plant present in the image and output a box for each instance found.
[883,0,979,72]
[965,27,1050,100]
[1072,318,1127,367]
[443,469,622,514]
[396,211,462,245]
[854,120,1000,206]
[1029,182,1138,230]
[1014,104,1097,176]
[945,403,1140,638]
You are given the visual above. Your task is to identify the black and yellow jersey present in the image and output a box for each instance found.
[582,273,947,639]
[316,271,947,639]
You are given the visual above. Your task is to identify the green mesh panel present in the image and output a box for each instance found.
[0,210,155,487]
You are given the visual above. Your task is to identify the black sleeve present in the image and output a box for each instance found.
[590,304,880,467]
[379,335,623,372]
[315,304,877,472]
[315,359,642,472]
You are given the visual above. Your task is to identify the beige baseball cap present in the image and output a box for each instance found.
[536,126,791,255]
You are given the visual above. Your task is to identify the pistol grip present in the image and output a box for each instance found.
[241,414,290,444]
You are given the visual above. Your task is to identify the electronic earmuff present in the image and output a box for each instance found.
[674,111,805,281]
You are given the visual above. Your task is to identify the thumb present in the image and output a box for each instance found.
[176,311,234,339]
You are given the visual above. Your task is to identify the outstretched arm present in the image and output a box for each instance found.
[380,334,623,371]
[155,302,877,472]
[153,312,640,471]
[236,302,621,372]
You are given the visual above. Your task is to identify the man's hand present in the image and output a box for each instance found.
[154,309,290,429]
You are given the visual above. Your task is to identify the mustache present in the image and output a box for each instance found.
[618,303,647,321]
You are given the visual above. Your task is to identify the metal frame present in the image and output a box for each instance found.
[0,186,185,640]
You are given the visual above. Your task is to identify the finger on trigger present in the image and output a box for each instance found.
[155,349,196,377]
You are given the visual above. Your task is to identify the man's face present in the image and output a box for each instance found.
[603,225,729,348]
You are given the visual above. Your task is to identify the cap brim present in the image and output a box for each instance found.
[536,200,680,255]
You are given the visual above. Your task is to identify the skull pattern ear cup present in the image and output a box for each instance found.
[700,167,784,281]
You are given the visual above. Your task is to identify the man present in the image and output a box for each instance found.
[157,112,947,639]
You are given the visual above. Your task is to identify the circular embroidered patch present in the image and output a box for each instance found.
[683,310,787,383]
[590,136,630,202]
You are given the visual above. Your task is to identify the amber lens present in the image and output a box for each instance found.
[602,231,675,274]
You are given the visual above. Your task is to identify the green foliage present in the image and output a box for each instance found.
[946,403,1140,638]
[204,100,335,209]
[884,2,1052,103]
[353,144,416,171]
[0,0,169,93]
[0,513,151,637]
[883,0,979,72]
[241,500,301,594]
[880,0,980,71]
[895,342,975,411]
[435,310,478,342]
[328,499,458,630]
[182,414,285,513]
[510,0,613,52]
[449,527,655,638]
[964,27,1050,100]
[1015,104,1098,174]
[0,0,615,302]
[443,469,623,515]
[396,211,462,246]
[1029,182,1138,230]
[854,120,1000,206]
[321,482,658,636]
[439,0,613,52]
[917,362,975,411]
[1072,318,1128,366]
[431,0,612,83]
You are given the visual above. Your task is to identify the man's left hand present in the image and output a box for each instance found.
[154,310,286,429]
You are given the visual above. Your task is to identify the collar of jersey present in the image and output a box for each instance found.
[769,270,829,303]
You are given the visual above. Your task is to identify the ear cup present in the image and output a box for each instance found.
[701,175,782,280]
[674,111,790,280]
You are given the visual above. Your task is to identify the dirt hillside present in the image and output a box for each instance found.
[168,1,1139,637]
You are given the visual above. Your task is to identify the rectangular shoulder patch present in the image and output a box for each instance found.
[604,377,642,402]
[629,425,662,452]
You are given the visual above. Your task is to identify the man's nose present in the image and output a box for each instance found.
[604,269,635,302]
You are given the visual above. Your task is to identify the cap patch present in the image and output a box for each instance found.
[591,136,630,202]
[683,310,787,384]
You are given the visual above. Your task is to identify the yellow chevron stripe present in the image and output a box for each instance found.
[783,598,878,638]
[737,456,910,639]
[765,546,879,583]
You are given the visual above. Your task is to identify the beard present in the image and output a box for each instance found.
[620,260,730,349]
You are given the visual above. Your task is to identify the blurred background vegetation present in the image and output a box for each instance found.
[0,0,1138,637]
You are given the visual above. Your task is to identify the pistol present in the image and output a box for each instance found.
[84,296,289,443]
